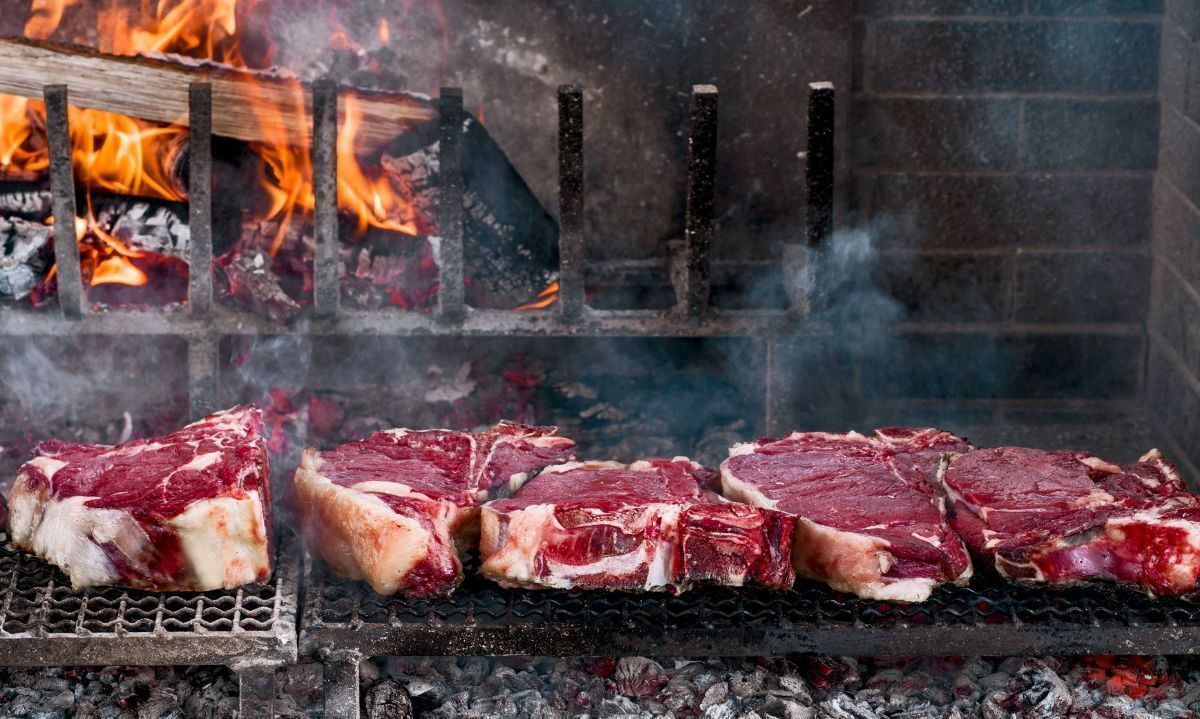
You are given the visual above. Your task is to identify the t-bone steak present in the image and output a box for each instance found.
[480,458,796,592]
[719,428,973,602]
[943,446,1200,596]
[294,421,576,597]
[6,405,272,591]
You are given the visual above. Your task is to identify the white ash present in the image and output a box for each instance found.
[5,656,1200,718]
[0,216,52,300]
[374,656,1200,719]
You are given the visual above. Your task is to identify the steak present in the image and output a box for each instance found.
[5,406,272,591]
[480,458,796,592]
[719,428,973,602]
[943,446,1200,596]
[294,421,576,597]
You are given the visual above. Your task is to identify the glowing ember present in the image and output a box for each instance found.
[515,281,560,311]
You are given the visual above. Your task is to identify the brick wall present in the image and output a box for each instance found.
[847,0,1161,432]
[1149,0,1200,477]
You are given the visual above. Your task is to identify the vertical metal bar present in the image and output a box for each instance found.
[805,82,835,248]
[313,77,340,318]
[557,85,585,319]
[437,87,465,322]
[237,667,277,719]
[188,83,214,315]
[44,85,82,319]
[681,84,718,317]
[323,649,363,719]
[188,335,220,421]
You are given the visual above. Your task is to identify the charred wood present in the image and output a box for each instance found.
[0,216,52,300]
[219,247,302,325]
[0,184,51,218]
[92,196,190,259]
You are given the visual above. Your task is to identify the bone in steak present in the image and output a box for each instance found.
[943,446,1200,596]
[5,406,272,591]
[719,428,973,602]
[480,458,796,593]
[294,422,576,597]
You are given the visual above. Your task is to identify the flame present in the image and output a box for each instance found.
[6,0,451,303]
[0,98,48,178]
[70,108,187,202]
[515,281,560,311]
[23,0,81,40]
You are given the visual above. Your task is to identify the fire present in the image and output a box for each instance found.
[70,108,188,202]
[0,98,48,178]
[5,0,452,305]
[515,281,560,311]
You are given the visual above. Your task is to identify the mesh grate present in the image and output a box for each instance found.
[0,534,293,640]
[301,553,1200,656]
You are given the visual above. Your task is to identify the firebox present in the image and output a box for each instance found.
[0,1,1197,719]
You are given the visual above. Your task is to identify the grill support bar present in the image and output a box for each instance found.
[313,77,340,318]
[188,82,214,315]
[237,666,278,719]
[43,84,82,320]
[557,84,585,319]
[436,87,465,323]
[681,85,718,316]
[322,649,364,719]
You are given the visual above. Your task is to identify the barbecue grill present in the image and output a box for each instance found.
[0,532,298,718]
[0,33,1190,719]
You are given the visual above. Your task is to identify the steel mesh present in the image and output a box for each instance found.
[303,555,1200,633]
[0,535,290,639]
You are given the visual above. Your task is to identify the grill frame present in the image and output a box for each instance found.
[0,532,299,668]
[299,554,1200,661]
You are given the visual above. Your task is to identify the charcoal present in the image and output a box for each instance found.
[819,693,881,719]
[0,186,52,217]
[730,669,766,699]
[0,215,52,299]
[702,681,731,709]
[615,657,667,699]
[220,248,302,324]
[365,679,413,719]
[94,197,190,259]
[701,699,740,719]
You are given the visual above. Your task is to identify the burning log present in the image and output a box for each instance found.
[0,185,51,218]
[0,38,434,148]
[92,197,190,260]
[0,216,52,299]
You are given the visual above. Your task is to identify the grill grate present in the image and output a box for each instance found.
[0,532,298,667]
[300,554,1200,657]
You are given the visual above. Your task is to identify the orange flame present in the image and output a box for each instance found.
[515,281,560,311]
[378,17,391,46]
[0,98,48,178]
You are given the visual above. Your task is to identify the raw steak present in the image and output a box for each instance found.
[480,458,796,592]
[294,421,576,597]
[943,446,1200,596]
[719,428,973,602]
[5,406,272,591]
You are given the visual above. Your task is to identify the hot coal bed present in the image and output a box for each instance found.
[3,1,1200,719]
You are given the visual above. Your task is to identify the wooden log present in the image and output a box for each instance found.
[0,38,434,149]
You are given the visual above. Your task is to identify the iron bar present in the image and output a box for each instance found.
[557,85,585,319]
[187,335,220,421]
[805,82,835,248]
[437,87,465,323]
[43,85,82,320]
[681,85,718,317]
[313,77,340,318]
[323,649,363,719]
[237,667,277,719]
[188,83,214,315]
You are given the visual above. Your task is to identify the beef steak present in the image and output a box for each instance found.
[5,406,272,591]
[480,458,795,592]
[294,421,576,597]
[719,428,973,602]
[943,446,1200,596]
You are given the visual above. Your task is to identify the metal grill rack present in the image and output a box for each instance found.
[299,554,1200,718]
[5,78,839,430]
[0,532,298,718]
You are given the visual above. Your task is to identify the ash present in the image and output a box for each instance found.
[4,656,1200,718]
[372,656,1200,719]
